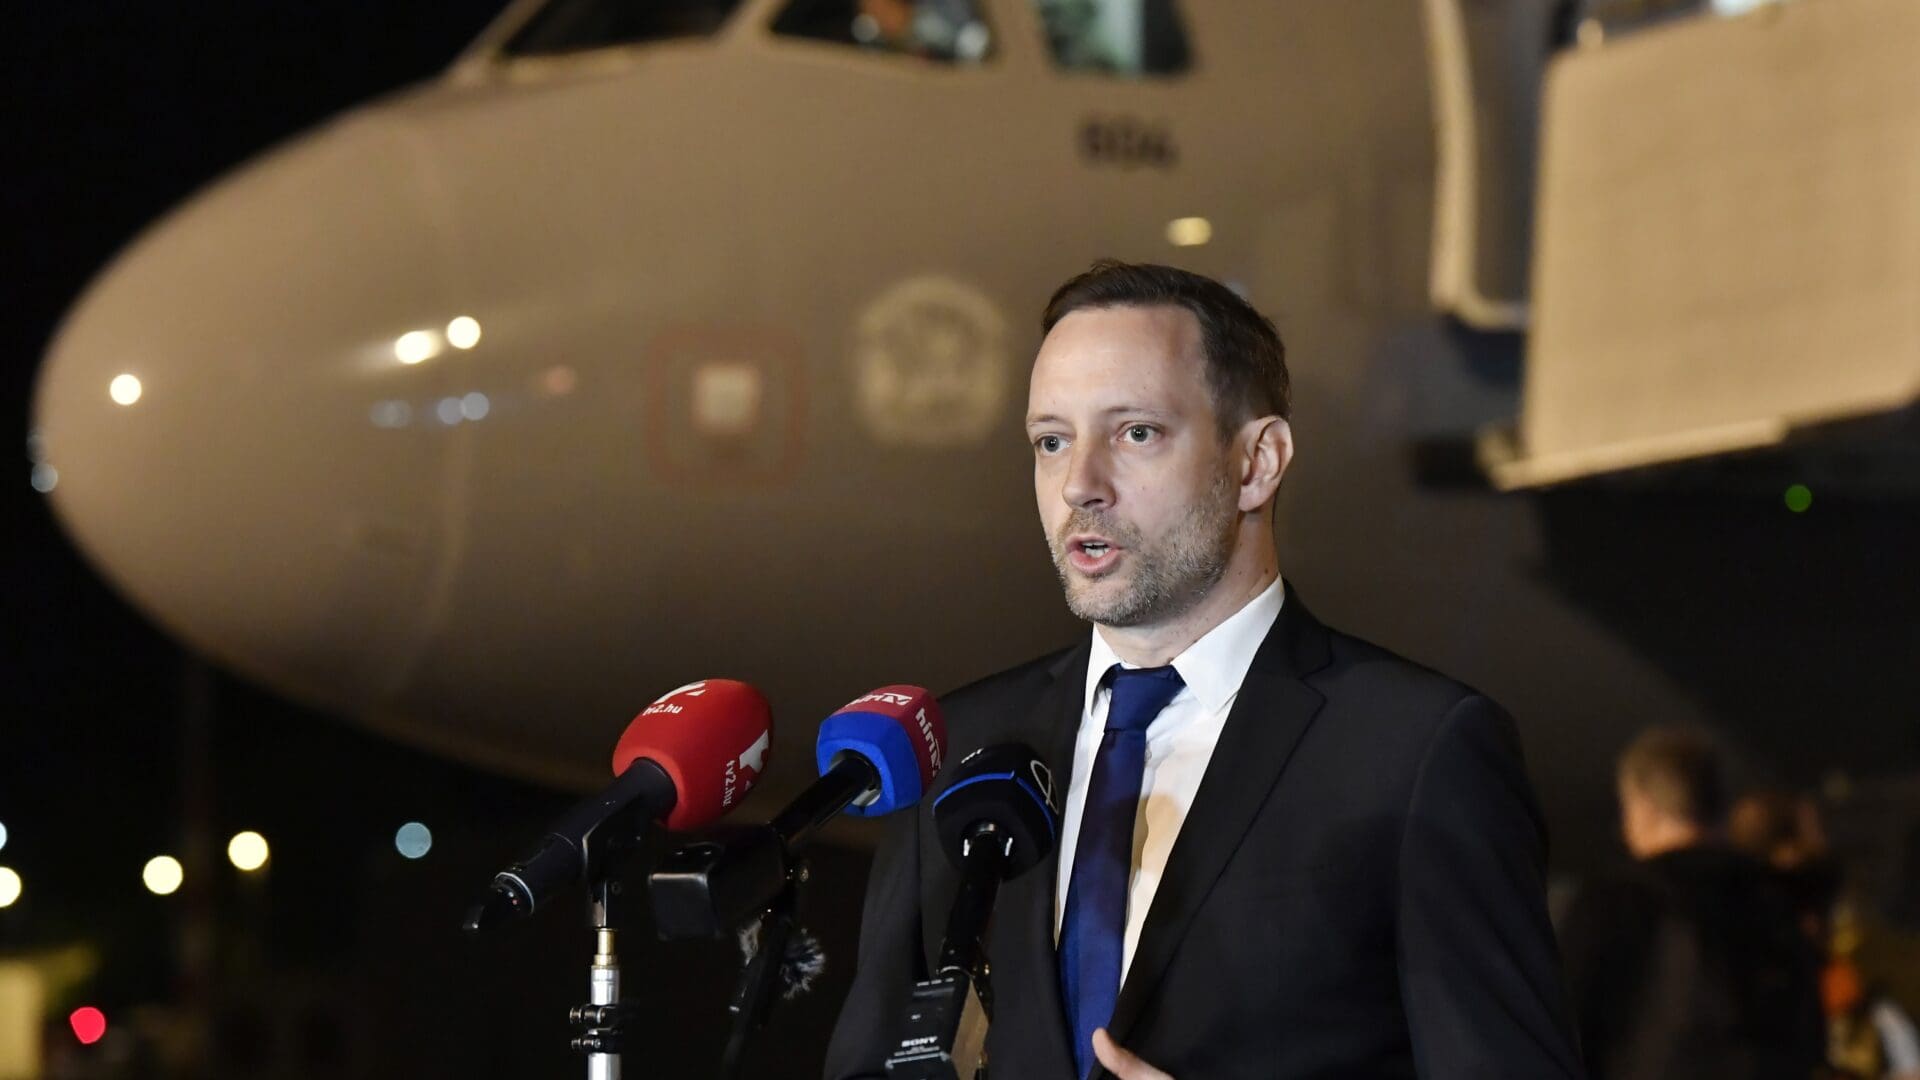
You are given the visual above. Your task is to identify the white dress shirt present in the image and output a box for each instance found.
[1052,574,1286,984]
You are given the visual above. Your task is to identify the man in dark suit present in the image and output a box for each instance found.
[1558,728,1824,1079]
[824,261,1583,1079]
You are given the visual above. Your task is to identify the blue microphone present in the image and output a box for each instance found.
[810,684,948,820]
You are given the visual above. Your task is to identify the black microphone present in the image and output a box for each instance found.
[886,743,1060,1080]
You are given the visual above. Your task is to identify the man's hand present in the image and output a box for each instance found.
[1092,1028,1174,1080]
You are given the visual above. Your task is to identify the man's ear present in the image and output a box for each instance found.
[1238,416,1293,514]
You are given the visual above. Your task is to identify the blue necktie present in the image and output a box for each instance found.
[1059,663,1185,1079]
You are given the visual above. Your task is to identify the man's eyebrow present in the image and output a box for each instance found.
[1026,405,1174,427]
[1101,404,1173,420]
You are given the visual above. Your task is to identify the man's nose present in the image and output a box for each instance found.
[1061,444,1114,509]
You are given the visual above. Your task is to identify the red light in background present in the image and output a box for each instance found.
[69,1006,107,1045]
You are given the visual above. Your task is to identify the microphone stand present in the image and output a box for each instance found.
[885,822,1009,1080]
[566,807,650,1080]
[719,856,808,1079]
[712,754,863,1075]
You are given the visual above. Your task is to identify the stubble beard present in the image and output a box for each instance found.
[1047,471,1240,628]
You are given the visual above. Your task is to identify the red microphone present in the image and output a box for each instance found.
[465,678,773,932]
[613,678,774,832]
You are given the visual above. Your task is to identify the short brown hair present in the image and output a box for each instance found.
[1041,260,1291,434]
[1618,727,1728,828]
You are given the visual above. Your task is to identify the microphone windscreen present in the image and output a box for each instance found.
[932,743,1059,879]
[736,922,827,1001]
[612,679,773,832]
[814,685,947,817]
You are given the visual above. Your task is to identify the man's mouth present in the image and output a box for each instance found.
[1066,536,1122,574]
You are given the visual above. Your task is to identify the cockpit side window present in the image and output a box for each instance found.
[1032,0,1191,76]
[503,0,745,57]
[771,0,994,64]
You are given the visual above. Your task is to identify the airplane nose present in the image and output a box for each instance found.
[32,113,461,705]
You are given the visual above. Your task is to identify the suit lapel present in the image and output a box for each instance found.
[987,639,1088,1077]
[1102,585,1333,1056]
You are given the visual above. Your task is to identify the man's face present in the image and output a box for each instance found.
[1026,305,1241,628]
[1618,778,1661,859]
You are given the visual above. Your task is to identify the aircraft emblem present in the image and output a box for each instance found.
[852,276,1007,448]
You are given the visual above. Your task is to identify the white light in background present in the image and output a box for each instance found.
[28,466,55,494]
[0,867,18,908]
[692,362,763,437]
[435,398,464,426]
[109,374,143,406]
[227,831,269,872]
[394,330,441,365]
[142,855,183,896]
[395,822,433,860]
[0,822,7,850]
[446,316,482,350]
[460,392,490,421]
[368,400,412,429]
[1166,217,1213,247]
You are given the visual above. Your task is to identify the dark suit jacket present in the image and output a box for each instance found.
[825,585,1584,1079]
[1557,847,1825,1080]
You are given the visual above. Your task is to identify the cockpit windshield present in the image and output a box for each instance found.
[772,0,994,64]
[1032,0,1190,76]
[503,0,745,57]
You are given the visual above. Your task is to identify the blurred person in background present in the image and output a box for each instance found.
[1730,788,1843,943]
[1732,791,1920,1080]
[1558,727,1824,1079]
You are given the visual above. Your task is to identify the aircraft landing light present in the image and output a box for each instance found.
[394,330,441,365]
[446,316,481,350]
[108,374,142,406]
[1166,217,1212,247]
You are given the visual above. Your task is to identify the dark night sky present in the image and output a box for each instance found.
[1,6,864,1076]
[2,0,511,911]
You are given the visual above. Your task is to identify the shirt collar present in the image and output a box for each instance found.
[1081,574,1287,719]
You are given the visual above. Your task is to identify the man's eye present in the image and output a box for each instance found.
[1125,425,1155,443]
[1036,434,1064,454]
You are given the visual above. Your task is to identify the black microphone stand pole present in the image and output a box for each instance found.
[719,855,809,1079]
